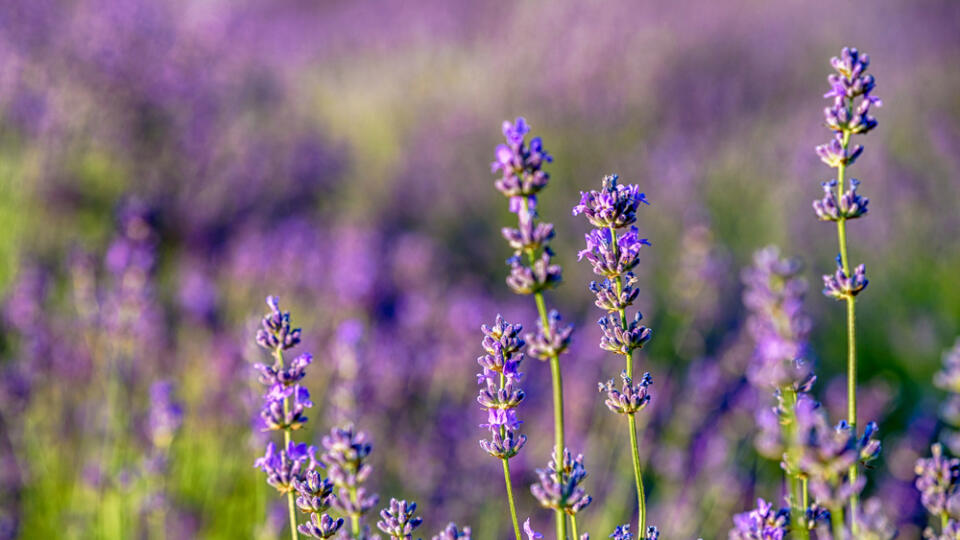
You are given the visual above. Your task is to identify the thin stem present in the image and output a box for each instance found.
[943,512,950,532]
[501,459,522,540]
[627,414,646,535]
[275,348,300,540]
[830,506,845,540]
[780,388,809,540]
[835,128,859,533]
[607,223,648,534]
[570,514,579,540]
[521,194,567,540]
[347,486,361,537]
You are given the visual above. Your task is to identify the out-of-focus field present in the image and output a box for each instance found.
[1,0,959,538]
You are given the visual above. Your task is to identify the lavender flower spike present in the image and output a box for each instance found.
[915,443,960,519]
[476,315,526,539]
[376,499,423,540]
[531,448,593,516]
[253,296,319,540]
[321,425,380,537]
[812,50,881,529]
[729,498,789,540]
[573,174,652,533]
[598,372,652,415]
[491,117,572,540]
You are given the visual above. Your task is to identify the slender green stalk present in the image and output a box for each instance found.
[347,485,361,537]
[502,459,522,540]
[627,414,646,534]
[521,195,568,540]
[275,348,300,540]
[943,512,950,532]
[780,388,809,540]
[830,506,845,539]
[570,514,579,540]
[608,224,648,534]
[834,128,859,532]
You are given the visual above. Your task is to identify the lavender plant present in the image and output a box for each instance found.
[319,424,379,538]
[476,315,527,540]
[253,296,341,540]
[813,47,881,532]
[573,174,653,533]
[915,339,960,537]
[492,117,578,539]
[741,247,816,536]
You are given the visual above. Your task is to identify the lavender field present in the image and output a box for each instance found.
[1,1,960,539]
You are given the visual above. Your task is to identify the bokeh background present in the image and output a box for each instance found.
[1,0,959,538]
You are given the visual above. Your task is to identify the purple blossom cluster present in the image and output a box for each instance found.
[252,296,343,539]
[741,247,815,392]
[494,118,563,296]
[530,448,593,516]
[476,315,528,459]
[574,173,655,534]
[573,175,652,362]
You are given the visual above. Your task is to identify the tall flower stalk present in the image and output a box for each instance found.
[253,297,344,540]
[492,117,574,539]
[741,247,816,537]
[476,315,528,540]
[813,46,880,532]
[573,174,653,534]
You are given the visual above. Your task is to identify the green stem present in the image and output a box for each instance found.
[521,195,567,540]
[501,459,522,540]
[275,348,300,540]
[943,512,950,532]
[347,485,361,537]
[835,128,859,533]
[606,222,648,535]
[830,506,845,539]
[627,414,646,535]
[570,514,579,540]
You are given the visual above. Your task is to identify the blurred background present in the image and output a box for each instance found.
[1,0,959,538]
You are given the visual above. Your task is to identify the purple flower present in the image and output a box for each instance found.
[526,310,575,360]
[729,498,789,540]
[321,425,379,519]
[298,513,345,539]
[476,316,528,460]
[813,179,869,221]
[376,498,423,540]
[530,449,592,515]
[254,440,317,494]
[822,258,868,300]
[255,296,302,352]
[431,522,472,540]
[523,518,543,540]
[815,134,864,169]
[934,339,960,394]
[295,469,335,514]
[492,117,553,202]
[589,273,641,313]
[598,312,652,357]
[815,47,881,165]
[260,385,313,431]
[577,227,650,278]
[147,380,183,448]
[254,353,313,389]
[915,443,960,518]
[742,247,814,391]
[572,174,649,229]
[506,253,563,295]
[609,524,633,540]
[598,372,652,415]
